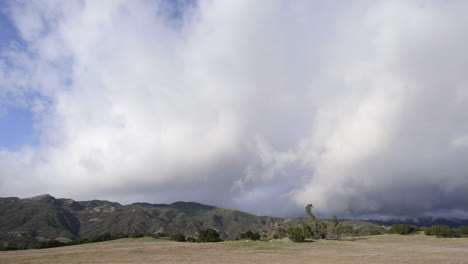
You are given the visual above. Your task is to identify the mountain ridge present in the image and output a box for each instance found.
[2,194,467,248]
[0,194,298,247]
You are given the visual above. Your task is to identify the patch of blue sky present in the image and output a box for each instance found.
[0,2,26,51]
[0,2,38,150]
[158,0,198,29]
[0,106,38,150]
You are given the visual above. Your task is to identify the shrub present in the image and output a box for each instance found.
[90,233,113,242]
[305,204,327,239]
[425,225,460,238]
[151,232,171,239]
[458,226,468,237]
[235,231,261,241]
[388,224,419,235]
[129,233,144,238]
[289,226,305,242]
[327,216,343,240]
[302,223,313,238]
[36,240,66,249]
[355,226,387,236]
[368,227,385,236]
[113,232,129,239]
[186,236,197,242]
[0,243,22,251]
[198,228,222,242]
[169,233,186,242]
[276,227,287,239]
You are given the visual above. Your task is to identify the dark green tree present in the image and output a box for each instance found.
[458,226,468,237]
[388,224,419,235]
[169,233,186,242]
[235,231,261,241]
[302,223,313,238]
[198,228,222,242]
[425,225,460,238]
[289,226,305,242]
[305,204,327,239]
[276,227,287,239]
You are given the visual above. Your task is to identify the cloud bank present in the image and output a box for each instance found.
[1,0,468,218]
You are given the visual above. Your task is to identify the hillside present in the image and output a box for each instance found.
[0,194,382,248]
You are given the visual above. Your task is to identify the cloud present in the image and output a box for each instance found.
[1,0,468,218]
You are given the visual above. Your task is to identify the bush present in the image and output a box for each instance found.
[458,226,468,237]
[198,228,222,242]
[169,233,186,242]
[129,233,144,238]
[151,232,171,239]
[36,240,67,249]
[327,216,343,240]
[0,242,29,251]
[354,226,387,236]
[369,227,385,236]
[186,236,197,242]
[288,226,305,242]
[90,233,113,243]
[302,223,313,238]
[305,204,327,239]
[235,231,261,241]
[276,227,287,239]
[388,224,419,235]
[425,225,460,238]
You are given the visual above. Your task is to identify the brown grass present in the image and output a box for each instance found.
[1,234,468,264]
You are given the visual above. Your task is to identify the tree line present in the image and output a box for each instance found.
[388,224,468,238]
[3,204,467,251]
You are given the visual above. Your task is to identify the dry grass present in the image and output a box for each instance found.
[1,234,468,264]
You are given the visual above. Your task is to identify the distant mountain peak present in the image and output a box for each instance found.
[20,194,56,202]
[170,201,216,210]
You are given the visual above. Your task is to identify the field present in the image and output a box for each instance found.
[1,234,467,264]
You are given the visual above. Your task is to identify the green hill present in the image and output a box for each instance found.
[0,194,382,248]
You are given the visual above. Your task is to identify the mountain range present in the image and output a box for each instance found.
[2,194,467,248]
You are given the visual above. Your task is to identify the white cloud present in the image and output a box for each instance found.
[1,0,468,218]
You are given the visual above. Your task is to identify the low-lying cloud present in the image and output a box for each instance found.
[1,0,468,218]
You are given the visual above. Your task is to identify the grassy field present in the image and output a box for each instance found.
[1,234,467,264]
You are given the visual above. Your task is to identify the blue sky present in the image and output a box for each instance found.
[0,5,36,150]
[0,0,193,150]
[0,106,37,149]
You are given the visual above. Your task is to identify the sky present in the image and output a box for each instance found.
[1,0,468,219]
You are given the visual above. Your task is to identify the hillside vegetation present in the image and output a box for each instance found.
[0,194,383,249]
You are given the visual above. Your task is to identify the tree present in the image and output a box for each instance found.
[186,236,197,242]
[235,231,261,241]
[302,223,313,238]
[289,226,305,242]
[327,216,343,240]
[388,224,419,235]
[305,204,314,219]
[198,228,222,242]
[425,225,460,238]
[305,204,327,239]
[169,233,186,242]
[276,227,287,239]
[458,226,468,237]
